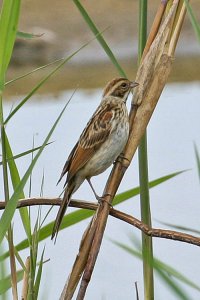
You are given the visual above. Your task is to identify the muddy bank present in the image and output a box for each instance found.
[4,0,200,96]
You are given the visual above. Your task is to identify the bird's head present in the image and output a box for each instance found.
[103,78,139,101]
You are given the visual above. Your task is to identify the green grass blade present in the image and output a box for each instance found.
[0,0,21,89]
[184,0,200,43]
[194,143,200,183]
[113,170,186,205]
[73,0,126,77]
[34,247,45,299]
[0,101,18,297]
[155,268,190,300]
[155,259,200,292]
[28,136,35,198]
[0,92,74,244]
[12,246,27,273]
[157,221,200,236]
[4,132,31,241]
[28,218,39,298]
[5,59,64,86]
[4,32,105,124]
[129,236,200,292]
[0,142,53,166]
[16,31,43,39]
[0,170,185,259]
[137,0,154,298]
[0,270,24,295]
[111,240,194,299]
[0,109,10,204]
[40,170,45,197]
[0,242,8,300]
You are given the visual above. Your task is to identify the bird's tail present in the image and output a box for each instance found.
[51,183,74,242]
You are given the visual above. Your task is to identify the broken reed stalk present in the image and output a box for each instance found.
[1,197,200,247]
[168,2,187,55]
[141,0,168,60]
[59,2,185,299]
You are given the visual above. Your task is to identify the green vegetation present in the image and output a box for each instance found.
[0,1,200,299]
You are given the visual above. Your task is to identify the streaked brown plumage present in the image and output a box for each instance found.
[51,78,138,240]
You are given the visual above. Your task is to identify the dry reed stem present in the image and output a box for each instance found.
[0,1,187,299]
[75,203,108,299]
[62,2,180,299]
[21,257,30,300]
[167,0,183,42]
[1,198,200,247]
[141,0,168,60]
[8,227,18,300]
[133,0,177,107]
[168,2,187,55]
[109,208,200,247]
[60,217,97,300]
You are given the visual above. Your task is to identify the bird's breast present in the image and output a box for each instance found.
[80,114,129,177]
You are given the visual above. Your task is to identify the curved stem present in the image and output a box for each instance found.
[0,197,200,247]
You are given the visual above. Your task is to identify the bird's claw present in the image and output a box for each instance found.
[114,153,130,164]
[97,194,113,208]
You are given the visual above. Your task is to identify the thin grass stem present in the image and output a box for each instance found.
[138,1,154,299]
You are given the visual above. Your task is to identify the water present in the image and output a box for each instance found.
[1,82,200,299]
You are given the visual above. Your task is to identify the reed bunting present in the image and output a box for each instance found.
[52,78,138,240]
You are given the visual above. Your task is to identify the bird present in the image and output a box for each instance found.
[51,78,138,240]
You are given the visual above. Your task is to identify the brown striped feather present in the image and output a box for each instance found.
[58,78,134,186]
[66,103,114,181]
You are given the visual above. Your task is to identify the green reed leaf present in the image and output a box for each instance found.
[184,0,200,44]
[0,142,53,166]
[4,132,31,241]
[73,0,126,77]
[5,59,64,86]
[0,0,21,90]
[0,270,23,295]
[0,92,74,244]
[4,30,107,124]
[111,240,196,299]
[16,30,43,39]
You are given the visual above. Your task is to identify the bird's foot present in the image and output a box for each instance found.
[97,194,113,208]
[114,153,130,164]
[86,178,113,208]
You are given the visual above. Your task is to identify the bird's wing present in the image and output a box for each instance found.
[57,142,78,185]
[66,101,115,181]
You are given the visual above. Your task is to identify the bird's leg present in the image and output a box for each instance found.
[86,178,112,208]
[87,178,101,201]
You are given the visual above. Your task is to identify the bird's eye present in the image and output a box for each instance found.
[121,82,128,88]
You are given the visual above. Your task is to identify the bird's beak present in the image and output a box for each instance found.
[130,81,139,88]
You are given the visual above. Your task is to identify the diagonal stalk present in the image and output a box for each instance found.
[62,2,183,299]
[1,99,18,299]
[138,1,154,299]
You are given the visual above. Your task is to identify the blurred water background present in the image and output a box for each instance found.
[1,0,200,299]
[1,81,200,299]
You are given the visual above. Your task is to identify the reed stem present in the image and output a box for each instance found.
[138,1,154,299]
